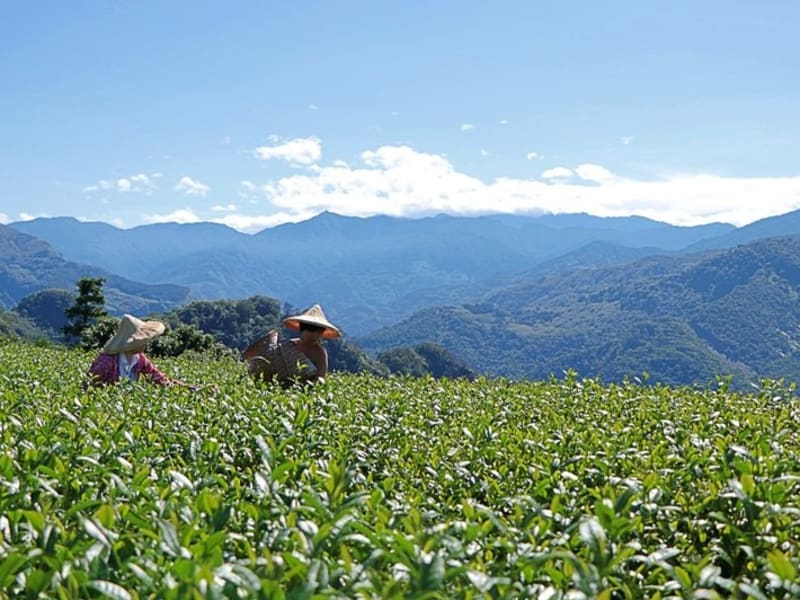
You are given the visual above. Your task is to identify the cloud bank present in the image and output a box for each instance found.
[78,143,800,234]
[215,145,800,232]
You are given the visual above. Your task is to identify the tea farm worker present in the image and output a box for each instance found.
[282,304,342,383]
[87,314,194,388]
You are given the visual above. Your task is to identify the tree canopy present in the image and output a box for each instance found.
[63,277,108,344]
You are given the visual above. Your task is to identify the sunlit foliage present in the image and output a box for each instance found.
[1,340,799,598]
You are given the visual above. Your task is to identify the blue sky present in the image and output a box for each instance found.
[2,1,799,232]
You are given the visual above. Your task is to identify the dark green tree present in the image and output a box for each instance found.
[414,342,475,379]
[327,339,389,376]
[149,323,226,358]
[377,347,429,377]
[63,277,108,344]
[169,295,282,350]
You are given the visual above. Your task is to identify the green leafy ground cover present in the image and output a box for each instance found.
[1,339,799,598]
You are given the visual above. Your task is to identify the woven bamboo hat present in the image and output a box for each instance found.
[103,314,166,354]
[282,304,342,339]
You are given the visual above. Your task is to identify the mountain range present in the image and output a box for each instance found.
[10,211,737,335]
[5,208,800,387]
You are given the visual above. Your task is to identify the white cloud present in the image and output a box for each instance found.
[480,148,488,157]
[541,167,574,180]
[130,174,157,194]
[621,136,634,145]
[308,104,319,110]
[211,203,238,212]
[83,174,156,194]
[260,146,489,218]
[82,179,114,192]
[233,144,800,228]
[574,164,615,183]
[460,123,474,132]
[499,119,509,125]
[238,180,260,202]
[175,176,210,197]
[143,208,202,224]
[526,152,541,160]
[254,136,321,165]
[0,212,8,224]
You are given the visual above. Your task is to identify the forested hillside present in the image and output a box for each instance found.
[684,207,800,253]
[0,308,46,339]
[360,236,800,388]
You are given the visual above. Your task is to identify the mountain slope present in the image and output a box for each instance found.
[0,308,47,340]
[683,208,800,253]
[0,224,191,314]
[359,236,800,388]
[10,217,248,279]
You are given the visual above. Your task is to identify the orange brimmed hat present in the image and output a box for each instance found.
[282,304,342,339]
[103,314,166,354]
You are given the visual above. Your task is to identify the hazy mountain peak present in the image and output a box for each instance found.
[13,216,122,232]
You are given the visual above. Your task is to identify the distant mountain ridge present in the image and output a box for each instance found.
[8,218,250,281]
[684,209,800,253]
[0,224,191,314]
[10,211,739,334]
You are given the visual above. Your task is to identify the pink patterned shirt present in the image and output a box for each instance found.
[88,353,171,387]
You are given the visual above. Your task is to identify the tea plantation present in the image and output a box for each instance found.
[1,339,799,598]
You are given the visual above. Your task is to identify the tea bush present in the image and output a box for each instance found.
[1,340,799,598]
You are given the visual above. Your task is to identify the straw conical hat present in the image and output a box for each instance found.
[282,304,342,339]
[102,314,166,354]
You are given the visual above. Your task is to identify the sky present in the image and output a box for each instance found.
[1,1,799,233]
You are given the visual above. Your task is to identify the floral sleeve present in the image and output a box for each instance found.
[135,354,172,386]
[88,354,118,386]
